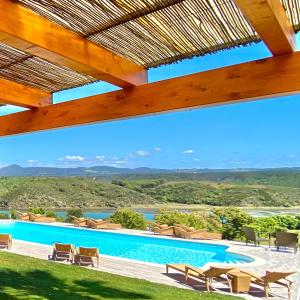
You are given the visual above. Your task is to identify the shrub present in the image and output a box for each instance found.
[45,210,57,218]
[110,209,147,230]
[154,210,222,232]
[250,215,298,236]
[65,208,83,223]
[10,210,17,219]
[29,207,46,215]
[0,213,9,219]
[212,207,254,240]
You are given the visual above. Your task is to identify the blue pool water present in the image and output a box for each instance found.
[0,222,253,267]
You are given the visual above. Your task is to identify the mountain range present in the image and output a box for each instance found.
[0,164,300,178]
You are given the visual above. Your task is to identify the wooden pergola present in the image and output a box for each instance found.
[0,0,299,137]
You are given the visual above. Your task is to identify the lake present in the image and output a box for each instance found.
[1,207,299,220]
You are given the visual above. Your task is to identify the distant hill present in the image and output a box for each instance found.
[0,164,170,177]
[1,165,300,188]
[0,175,299,209]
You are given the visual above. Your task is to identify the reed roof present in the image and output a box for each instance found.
[16,0,300,68]
[0,0,299,93]
[0,43,97,92]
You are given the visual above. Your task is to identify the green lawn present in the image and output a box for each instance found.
[0,252,240,300]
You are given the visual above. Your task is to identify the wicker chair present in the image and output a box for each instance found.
[52,243,74,262]
[275,232,298,253]
[76,247,100,268]
[243,226,270,247]
[0,234,12,249]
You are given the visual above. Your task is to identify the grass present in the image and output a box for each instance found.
[0,252,240,300]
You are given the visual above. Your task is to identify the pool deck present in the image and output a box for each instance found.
[0,221,299,300]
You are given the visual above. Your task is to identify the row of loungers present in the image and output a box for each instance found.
[72,216,122,229]
[166,264,295,299]
[152,223,222,240]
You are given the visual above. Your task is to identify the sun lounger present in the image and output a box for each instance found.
[52,243,74,262]
[0,234,12,249]
[240,270,295,299]
[71,216,87,227]
[179,228,207,239]
[29,213,56,223]
[20,213,30,221]
[76,247,100,268]
[88,219,122,229]
[153,225,175,236]
[166,264,235,292]
[86,218,103,228]
[243,226,270,247]
[274,232,298,253]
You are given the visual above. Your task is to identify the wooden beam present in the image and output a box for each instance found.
[0,78,51,108]
[234,0,295,55]
[0,52,300,137]
[0,0,147,88]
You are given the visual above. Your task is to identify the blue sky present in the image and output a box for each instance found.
[0,35,300,169]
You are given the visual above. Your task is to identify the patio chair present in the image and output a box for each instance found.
[52,243,74,262]
[274,232,298,253]
[0,234,12,249]
[88,219,122,229]
[71,216,87,227]
[166,264,235,292]
[153,225,175,236]
[76,247,100,268]
[240,270,295,299]
[243,226,270,247]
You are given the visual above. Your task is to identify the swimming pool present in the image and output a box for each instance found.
[0,222,254,267]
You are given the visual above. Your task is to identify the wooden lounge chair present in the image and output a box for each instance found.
[166,264,235,292]
[243,226,270,247]
[52,243,74,262]
[179,228,207,239]
[86,218,103,228]
[202,232,222,240]
[274,232,298,253]
[153,225,175,236]
[29,213,56,223]
[240,270,295,299]
[76,247,100,268]
[19,213,30,221]
[0,234,12,249]
[89,219,122,229]
[71,216,87,227]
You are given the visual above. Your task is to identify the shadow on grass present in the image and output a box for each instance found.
[0,269,152,300]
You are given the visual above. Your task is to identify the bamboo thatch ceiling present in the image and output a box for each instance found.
[15,0,300,68]
[0,43,97,92]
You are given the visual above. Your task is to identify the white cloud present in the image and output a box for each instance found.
[96,155,105,160]
[182,149,194,154]
[193,158,200,162]
[135,150,150,156]
[154,147,161,152]
[59,155,85,161]
[28,159,38,163]
[115,160,126,164]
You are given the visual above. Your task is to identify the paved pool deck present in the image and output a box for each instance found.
[0,221,299,300]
